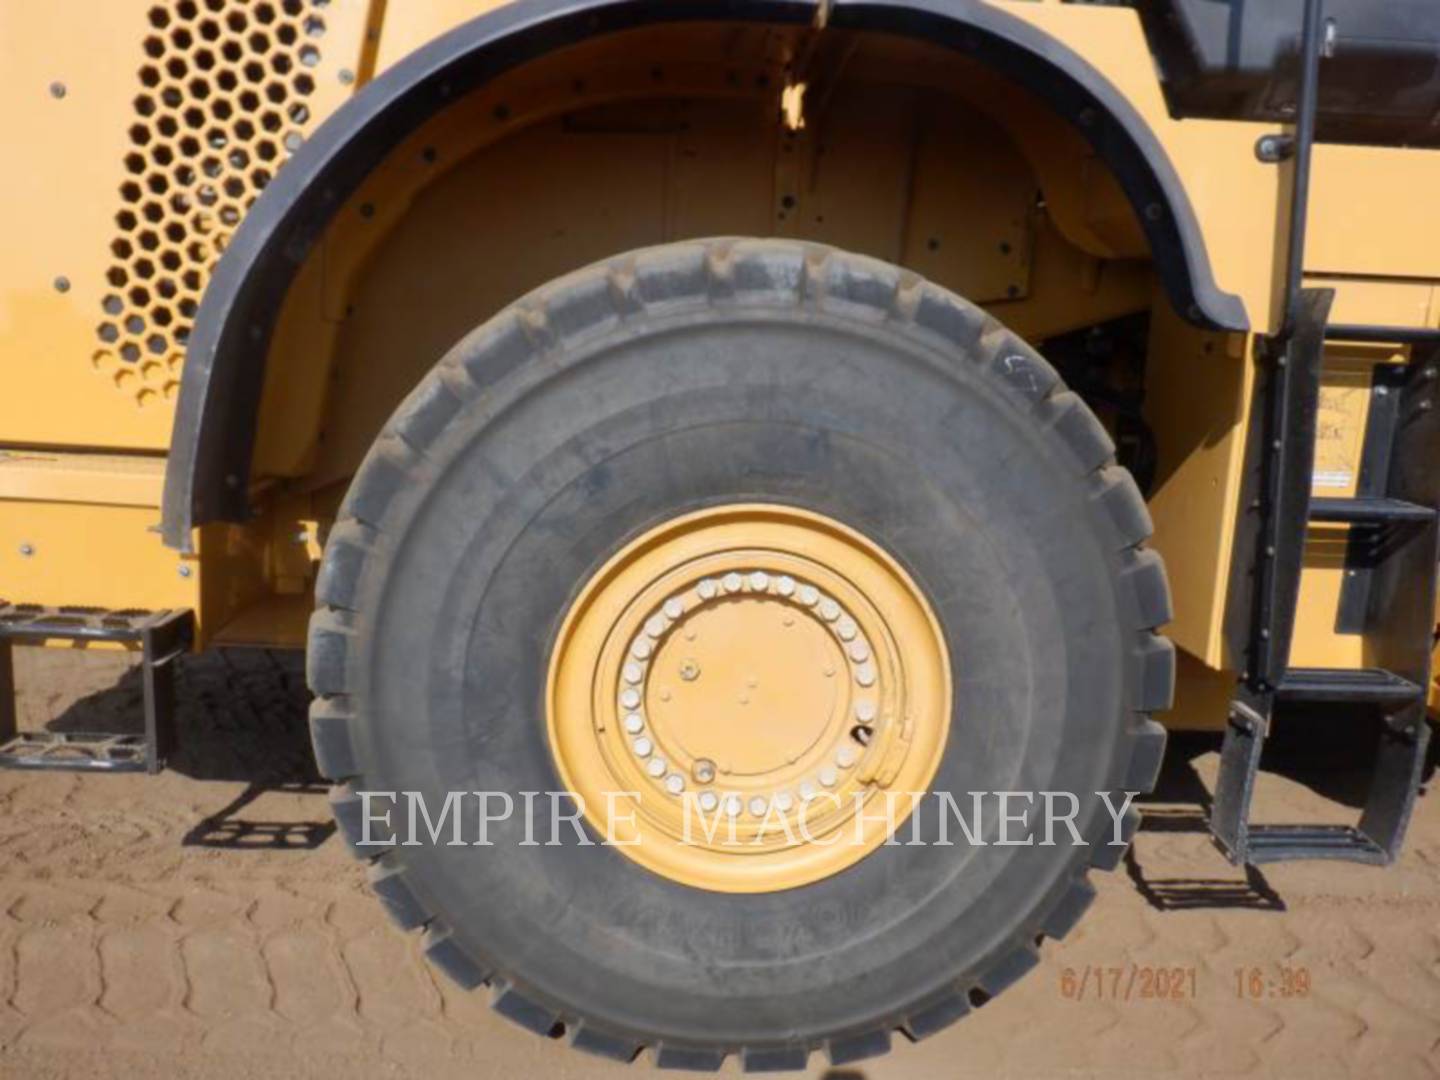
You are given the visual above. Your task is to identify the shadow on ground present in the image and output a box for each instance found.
[40,647,332,849]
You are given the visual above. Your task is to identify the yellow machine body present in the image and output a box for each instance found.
[2,0,1438,725]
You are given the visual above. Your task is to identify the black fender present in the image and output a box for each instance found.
[161,0,1250,549]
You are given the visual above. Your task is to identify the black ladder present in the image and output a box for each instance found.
[0,604,193,774]
[1209,0,1439,865]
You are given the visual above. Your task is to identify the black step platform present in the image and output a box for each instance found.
[0,605,194,774]
[1275,668,1425,708]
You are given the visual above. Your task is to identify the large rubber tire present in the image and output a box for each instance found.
[308,239,1173,1070]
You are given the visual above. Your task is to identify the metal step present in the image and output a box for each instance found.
[0,731,152,773]
[0,605,193,775]
[1275,667,1425,708]
[1212,709,1430,866]
[1309,496,1436,524]
[1244,825,1389,865]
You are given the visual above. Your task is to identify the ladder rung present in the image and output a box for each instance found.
[1323,323,1440,345]
[1275,667,1424,706]
[1309,497,1436,524]
[1245,825,1388,864]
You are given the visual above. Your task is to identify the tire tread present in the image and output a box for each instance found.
[307,238,1174,1068]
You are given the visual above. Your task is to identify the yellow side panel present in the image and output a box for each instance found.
[0,1,173,448]
[0,499,196,614]
[1308,146,1440,279]
[1143,301,1249,668]
[0,0,369,451]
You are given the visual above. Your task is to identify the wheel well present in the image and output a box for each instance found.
[161,0,1248,550]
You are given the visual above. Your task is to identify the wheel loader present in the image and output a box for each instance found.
[2,0,1438,1068]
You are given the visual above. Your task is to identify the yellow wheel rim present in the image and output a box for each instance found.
[546,504,951,893]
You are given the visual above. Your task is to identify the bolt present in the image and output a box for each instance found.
[49,81,66,99]
[679,660,700,682]
[53,275,70,293]
[1375,385,1389,396]
[339,68,356,85]
[178,564,192,578]
[692,759,717,784]
[18,543,34,557]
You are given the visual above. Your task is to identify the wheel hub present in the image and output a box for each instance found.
[547,505,950,892]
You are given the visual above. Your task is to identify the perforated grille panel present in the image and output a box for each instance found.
[95,0,328,407]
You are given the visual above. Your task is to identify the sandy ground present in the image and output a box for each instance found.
[0,647,1437,1080]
